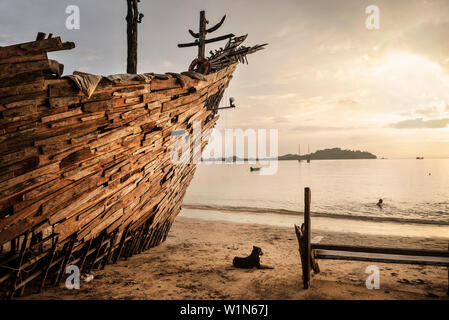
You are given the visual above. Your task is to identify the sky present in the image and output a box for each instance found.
[1,0,449,158]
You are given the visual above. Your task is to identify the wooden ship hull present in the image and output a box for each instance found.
[0,32,265,298]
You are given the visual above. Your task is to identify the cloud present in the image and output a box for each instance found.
[247,93,298,100]
[415,106,441,115]
[291,125,361,132]
[162,60,174,68]
[338,98,359,105]
[83,54,103,62]
[390,118,449,129]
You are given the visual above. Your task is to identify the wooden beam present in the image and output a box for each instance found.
[314,249,449,266]
[123,230,135,260]
[38,236,59,293]
[35,32,46,41]
[162,220,171,242]
[198,10,206,58]
[54,237,75,286]
[0,37,75,60]
[113,226,130,264]
[89,233,105,272]
[101,231,118,269]
[312,244,449,258]
[303,187,311,289]
[78,239,92,274]
[7,232,29,299]
[129,227,144,257]
[136,222,150,254]
[177,34,235,48]
[206,15,226,33]
[143,227,155,251]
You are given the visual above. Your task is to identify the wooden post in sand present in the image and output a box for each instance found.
[303,187,312,289]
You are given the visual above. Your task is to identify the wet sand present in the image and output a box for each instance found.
[25,216,449,300]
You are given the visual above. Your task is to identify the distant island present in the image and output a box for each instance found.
[201,148,377,162]
[279,148,377,160]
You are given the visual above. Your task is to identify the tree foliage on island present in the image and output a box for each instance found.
[279,148,377,161]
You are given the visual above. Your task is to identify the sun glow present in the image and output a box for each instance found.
[365,52,449,102]
[373,52,443,77]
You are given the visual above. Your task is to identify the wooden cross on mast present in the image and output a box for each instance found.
[178,11,234,59]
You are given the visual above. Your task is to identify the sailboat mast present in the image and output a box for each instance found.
[307,144,311,163]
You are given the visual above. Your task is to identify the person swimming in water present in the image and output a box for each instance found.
[376,199,383,209]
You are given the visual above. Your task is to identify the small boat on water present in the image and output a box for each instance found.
[250,167,261,172]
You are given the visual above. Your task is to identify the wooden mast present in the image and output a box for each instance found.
[198,11,207,59]
[178,11,233,59]
[126,0,141,74]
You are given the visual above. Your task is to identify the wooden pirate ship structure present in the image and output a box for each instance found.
[0,11,266,298]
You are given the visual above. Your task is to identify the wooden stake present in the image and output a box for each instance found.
[113,226,130,264]
[7,232,29,299]
[131,226,144,256]
[123,230,136,260]
[78,239,92,274]
[102,231,118,269]
[55,237,75,286]
[147,226,157,249]
[128,227,142,256]
[143,227,155,251]
[156,223,166,246]
[303,187,311,289]
[89,233,105,272]
[150,225,162,248]
[162,220,172,242]
[136,222,150,254]
[38,236,59,293]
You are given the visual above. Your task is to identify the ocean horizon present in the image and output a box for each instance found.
[182,159,449,237]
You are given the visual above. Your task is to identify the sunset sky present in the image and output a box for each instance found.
[2,0,449,158]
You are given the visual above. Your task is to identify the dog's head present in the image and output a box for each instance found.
[253,246,263,256]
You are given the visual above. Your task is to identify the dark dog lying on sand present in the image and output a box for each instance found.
[233,246,274,269]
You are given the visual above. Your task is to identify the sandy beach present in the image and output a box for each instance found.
[24,215,449,300]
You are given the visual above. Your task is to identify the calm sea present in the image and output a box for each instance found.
[181,159,449,237]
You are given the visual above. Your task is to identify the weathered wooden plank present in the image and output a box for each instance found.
[314,250,449,266]
[0,60,50,80]
[0,37,74,59]
[312,244,449,258]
